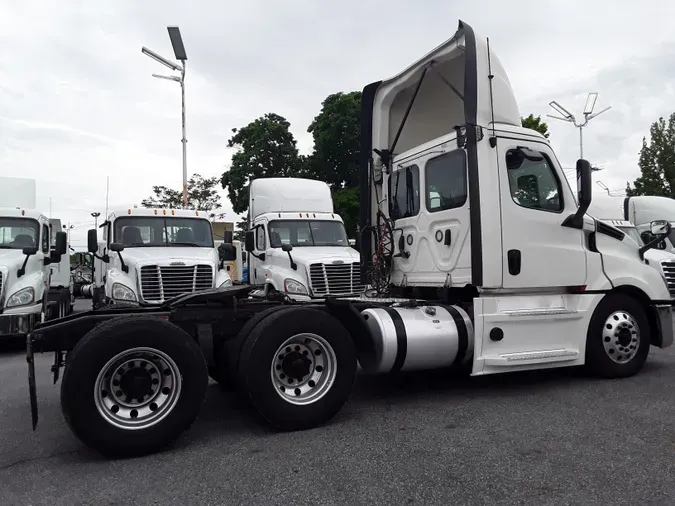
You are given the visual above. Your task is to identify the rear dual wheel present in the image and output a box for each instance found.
[61,316,208,458]
[237,307,358,431]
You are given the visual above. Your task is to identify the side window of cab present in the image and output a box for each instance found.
[41,224,50,253]
[505,148,563,213]
[256,225,266,250]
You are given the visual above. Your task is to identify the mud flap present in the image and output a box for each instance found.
[26,334,38,430]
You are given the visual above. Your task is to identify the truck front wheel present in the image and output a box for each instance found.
[238,307,357,431]
[60,316,208,458]
[585,293,651,378]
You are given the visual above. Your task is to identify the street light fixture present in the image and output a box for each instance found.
[547,92,612,159]
[91,211,101,229]
[141,26,189,208]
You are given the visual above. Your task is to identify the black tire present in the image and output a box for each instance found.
[238,307,357,431]
[60,315,208,458]
[585,293,651,378]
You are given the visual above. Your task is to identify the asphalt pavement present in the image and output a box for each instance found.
[1,299,675,505]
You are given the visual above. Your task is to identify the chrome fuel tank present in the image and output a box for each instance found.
[360,305,474,374]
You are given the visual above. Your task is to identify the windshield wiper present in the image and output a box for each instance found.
[0,245,14,249]
[170,242,202,247]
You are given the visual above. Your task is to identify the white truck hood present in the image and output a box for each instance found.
[0,249,28,271]
[286,246,360,264]
[119,247,217,264]
[643,248,675,262]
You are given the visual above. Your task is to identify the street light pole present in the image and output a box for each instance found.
[142,26,189,208]
[91,212,101,229]
[547,93,611,160]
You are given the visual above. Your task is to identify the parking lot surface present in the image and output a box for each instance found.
[1,306,675,505]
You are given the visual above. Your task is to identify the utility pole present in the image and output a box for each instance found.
[142,26,189,207]
[547,93,611,159]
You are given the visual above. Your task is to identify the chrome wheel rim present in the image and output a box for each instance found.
[271,333,338,406]
[94,347,182,430]
[602,311,640,364]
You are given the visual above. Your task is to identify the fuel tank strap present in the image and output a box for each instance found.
[380,306,407,374]
[440,305,469,366]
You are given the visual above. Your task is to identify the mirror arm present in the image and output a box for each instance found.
[17,253,33,278]
[639,233,670,260]
[286,251,297,270]
[116,252,129,273]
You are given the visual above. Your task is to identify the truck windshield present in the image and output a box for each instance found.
[113,217,214,248]
[268,220,349,247]
[0,217,40,250]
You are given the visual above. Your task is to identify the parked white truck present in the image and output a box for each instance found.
[0,178,67,340]
[241,177,362,300]
[624,195,675,249]
[588,196,675,296]
[86,207,232,308]
[26,20,675,459]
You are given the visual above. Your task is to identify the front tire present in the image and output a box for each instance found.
[60,316,208,458]
[238,307,357,431]
[585,293,651,378]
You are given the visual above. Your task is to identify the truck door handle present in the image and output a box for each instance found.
[444,230,451,246]
[507,249,521,275]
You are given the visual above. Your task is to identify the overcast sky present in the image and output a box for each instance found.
[1,1,674,248]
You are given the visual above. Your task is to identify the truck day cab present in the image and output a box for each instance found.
[87,208,232,308]
[242,177,362,300]
[26,20,675,459]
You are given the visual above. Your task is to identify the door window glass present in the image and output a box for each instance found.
[506,149,563,212]
[425,150,467,212]
[256,225,266,250]
[390,165,420,220]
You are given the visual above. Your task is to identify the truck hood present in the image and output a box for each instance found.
[643,248,675,262]
[118,247,217,265]
[0,249,27,270]
[286,246,360,263]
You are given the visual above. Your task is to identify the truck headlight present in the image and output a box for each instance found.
[219,278,232,288]
[284,279,308,295]
[112,283,137,302]
[7,287,35,308]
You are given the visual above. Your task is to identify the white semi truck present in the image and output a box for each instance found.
[588,196,675,296]
[85,207,232,308]
[240,177,362,300]
[624,195,675,250]
[26,20,674,459]
[0,178,68,340]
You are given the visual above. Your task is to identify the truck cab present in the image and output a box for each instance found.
[244,177,362,300]
[359,20,673,376]
[0,208,67,338]
[625,195,675,252]
[89,208,232,307]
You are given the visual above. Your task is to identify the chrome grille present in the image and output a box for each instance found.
[140,264,213,303]
[0,272,3,299]
[309,262,364,297]
[662,261,675,296]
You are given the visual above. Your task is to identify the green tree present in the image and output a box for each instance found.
[626,113,675,197]
[307,91,362,188]
[521,114,550,138]
[221,113,302,215]
[141,173,226,219]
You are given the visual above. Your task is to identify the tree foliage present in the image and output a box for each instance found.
[221,113,302,215]
[626,113,675,197]
[521,114,550,138]
[306,91,362,188]
[141,173,226,219]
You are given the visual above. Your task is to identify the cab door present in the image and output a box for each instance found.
[389,145,471,286]
[497,140,587,288]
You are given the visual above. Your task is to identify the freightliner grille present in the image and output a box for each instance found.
[140,264,213,303]
[0,272,3,300]
[662,261,675,296]
[309,262,364,297]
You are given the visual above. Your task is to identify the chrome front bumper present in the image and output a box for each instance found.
[653,304,674,348]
